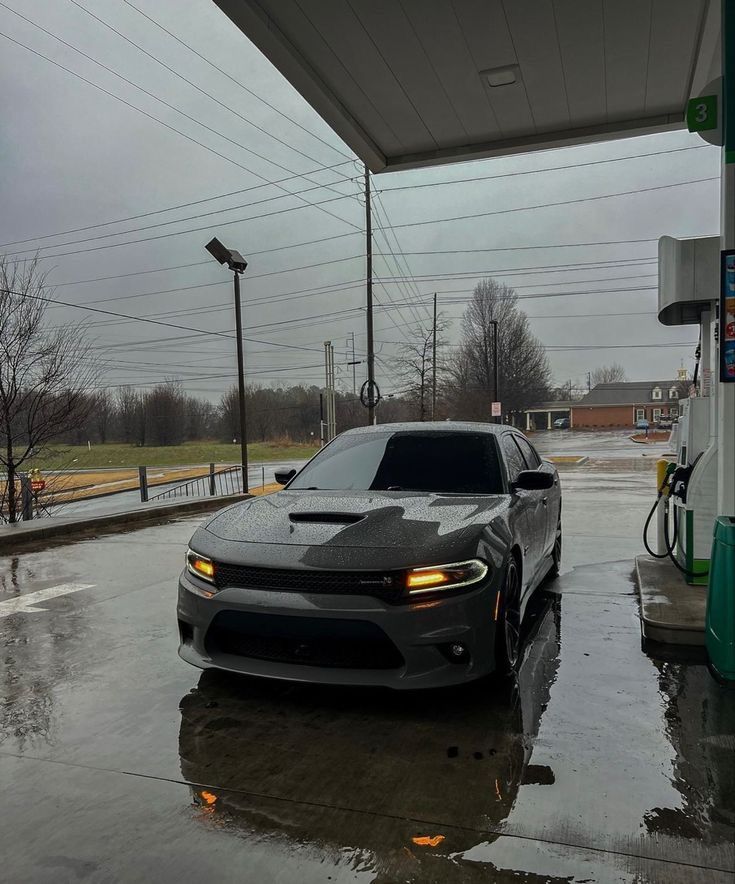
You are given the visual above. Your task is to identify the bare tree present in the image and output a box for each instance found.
[393,315,450,421]
[115,385,139,444]
[451,279,551,420]
[0,257,98,521]
[143,381,186,446]
[92,390,113,444]
[590,363,627,386]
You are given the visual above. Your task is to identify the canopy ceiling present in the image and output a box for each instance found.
[215,0,721,172]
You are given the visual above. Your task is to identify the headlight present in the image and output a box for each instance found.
[406,559,488,595]
[186,548,215,584]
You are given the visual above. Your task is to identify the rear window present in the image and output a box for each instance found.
[288,431,503,494]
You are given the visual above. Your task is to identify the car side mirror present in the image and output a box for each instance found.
[512,470,554,492]
[274,468,297,486]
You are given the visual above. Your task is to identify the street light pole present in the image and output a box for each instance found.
[491,320,500,423]
[365,164,376,425]
[233,269,248,493]
[205,237,249,493]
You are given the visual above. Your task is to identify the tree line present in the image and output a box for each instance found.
[6,256,617,521]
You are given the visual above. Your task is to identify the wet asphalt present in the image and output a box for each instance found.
[0,463,733,883]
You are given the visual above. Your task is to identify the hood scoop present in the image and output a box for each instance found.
[288,511,365,525]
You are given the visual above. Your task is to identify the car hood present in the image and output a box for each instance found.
[198,490,508,567]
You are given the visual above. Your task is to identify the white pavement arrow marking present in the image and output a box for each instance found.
[0,583,95,619]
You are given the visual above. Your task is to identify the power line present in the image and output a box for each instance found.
[120,0,352,162]
[376,177,719,233]
[4,175,358,258]
[1,286,325,352]
[378,145,713,195]
[0,162,354,250]
[2,191,362,261]
[0,24,358,235]
[51,253,360,292]
[67,0,345,172]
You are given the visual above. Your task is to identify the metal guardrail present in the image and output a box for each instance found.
[147,464,242,502]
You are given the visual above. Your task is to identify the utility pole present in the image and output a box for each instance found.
[365,164,376,425]
[432,292,438,420]
[491,320,500,423]
[323,341,336,442]
[349,331,357,395]
[587,371,592,392]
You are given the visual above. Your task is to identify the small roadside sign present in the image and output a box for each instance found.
[491,402,502,417]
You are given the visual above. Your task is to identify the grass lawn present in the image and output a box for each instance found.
[26,441,318,471]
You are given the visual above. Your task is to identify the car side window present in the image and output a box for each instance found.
[500,434,527,484]
[514,435,541,469]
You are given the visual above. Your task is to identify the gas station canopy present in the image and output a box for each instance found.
[215,0,720,172]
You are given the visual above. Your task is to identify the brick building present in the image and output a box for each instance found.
[571,379,690,429]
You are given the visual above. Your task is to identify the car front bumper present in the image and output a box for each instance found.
[177,567,502,689]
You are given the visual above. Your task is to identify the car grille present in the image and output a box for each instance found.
[213,563,405,603]
[205,611,405,670]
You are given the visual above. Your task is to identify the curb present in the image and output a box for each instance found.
[0,495,247,553]
[635,554,706,647]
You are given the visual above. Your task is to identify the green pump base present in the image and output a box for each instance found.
[705,516,735,683]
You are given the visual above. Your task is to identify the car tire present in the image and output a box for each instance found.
[547,516,562,579]
[495,557,521,676]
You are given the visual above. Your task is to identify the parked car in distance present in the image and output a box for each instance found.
[635,419,650,430]
[657,417,673,430]
[553,418,570,429]
[178,422,562,690]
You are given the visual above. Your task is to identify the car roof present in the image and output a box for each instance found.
[340,421,516,437]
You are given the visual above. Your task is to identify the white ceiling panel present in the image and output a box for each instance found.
[554,0,607,126]
[603,0,653,121]
[646,0,708,115]
[452,0,535,139]
[400,0,503,144]
[215,0,716,172]
[502,0,571,133]
[297,1,432,151]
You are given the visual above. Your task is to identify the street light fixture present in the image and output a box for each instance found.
[205,237,249,493]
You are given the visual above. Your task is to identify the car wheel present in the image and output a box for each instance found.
[495,558,521,676]
[548,517,562,578]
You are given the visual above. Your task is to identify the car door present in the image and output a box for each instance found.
[514,434,559,559]
[499,433,543,596]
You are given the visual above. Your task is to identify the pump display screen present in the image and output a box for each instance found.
[721,250,735,382]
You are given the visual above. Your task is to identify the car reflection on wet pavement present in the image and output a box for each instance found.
[179,591,560,882]
[0,465,734,882]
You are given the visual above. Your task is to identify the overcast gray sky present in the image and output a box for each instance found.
[0,0,721,401]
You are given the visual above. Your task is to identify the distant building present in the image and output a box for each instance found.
[521,401,575,431]
[571,379,690,429]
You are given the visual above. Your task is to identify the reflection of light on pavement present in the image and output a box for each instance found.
[196,790,218,815]
[411,835,445,847]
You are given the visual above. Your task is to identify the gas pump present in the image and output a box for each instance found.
[656,236,719,584]
[671,397,717,583]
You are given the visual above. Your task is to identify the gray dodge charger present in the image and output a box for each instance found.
[177,422,561,689]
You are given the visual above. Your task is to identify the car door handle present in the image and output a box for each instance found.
[542,497,548,506]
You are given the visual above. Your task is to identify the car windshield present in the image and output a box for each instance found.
[288,431,503,494]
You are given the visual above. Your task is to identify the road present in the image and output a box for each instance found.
[0,463,732,882]
[36,430,666,520]
[533,428,671,460]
